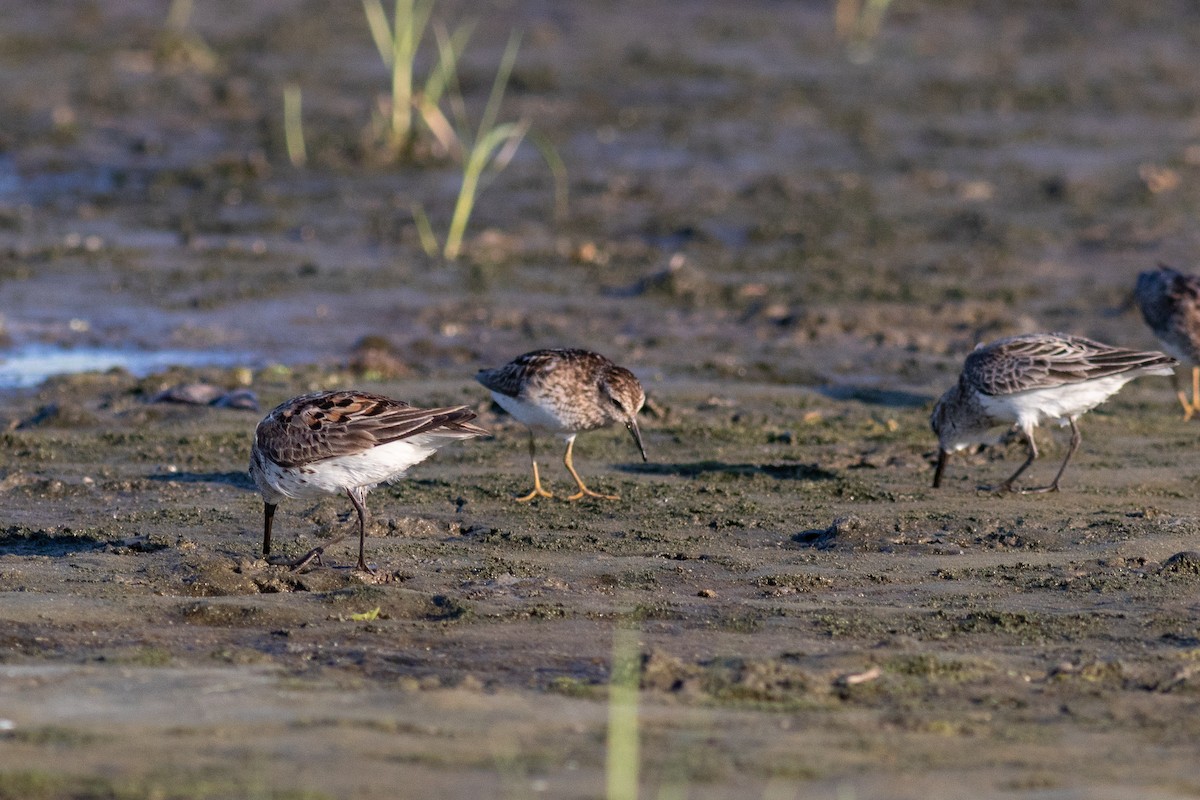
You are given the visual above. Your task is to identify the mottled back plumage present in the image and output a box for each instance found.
[255,390,486,469]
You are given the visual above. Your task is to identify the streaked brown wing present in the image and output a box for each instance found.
[476,350,560,397]
[476,349,613,398]
[968,333,1172,395]
[966,338,1051,395]
[257,391,483,468]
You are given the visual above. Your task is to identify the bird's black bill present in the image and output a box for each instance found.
[628,420,647,462]
[932,449,948,488]
[262,502,277,555]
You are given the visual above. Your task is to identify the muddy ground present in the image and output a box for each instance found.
[1,1,1200,798]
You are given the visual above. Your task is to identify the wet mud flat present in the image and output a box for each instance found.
[1,368,1199,799]
[2,0,1200,798]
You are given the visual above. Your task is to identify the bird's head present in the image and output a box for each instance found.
[600,366,647,461]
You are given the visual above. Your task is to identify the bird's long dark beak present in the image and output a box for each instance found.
[932,449,948,488]
[627,419,647,462]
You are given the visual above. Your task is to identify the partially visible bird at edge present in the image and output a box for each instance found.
[1135,263,1200,420]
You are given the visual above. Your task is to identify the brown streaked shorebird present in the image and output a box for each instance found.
[1135,263,1200,420]
[249,390,487,571]
[931,332,1176,493]
[475,348,646,501]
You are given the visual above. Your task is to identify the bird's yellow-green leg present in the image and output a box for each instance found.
[1173,368,1197,421]
[1190,366,1200,421]
[563,436,619,501]
[516,431,554,502]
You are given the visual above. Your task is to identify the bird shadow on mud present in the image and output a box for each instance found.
[146,471,256,490]
[619,461,837,481]
[817,385,933,408]
[0,527,108,557]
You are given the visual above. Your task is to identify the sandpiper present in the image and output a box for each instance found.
[249,390,487,571]
[931,332,1176,492]
[1135,264,1200,420]
[475,348,646,501]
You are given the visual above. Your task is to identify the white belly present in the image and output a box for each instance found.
[981,374,1138,429]
[491,391,570,433]
[257,437,444,500]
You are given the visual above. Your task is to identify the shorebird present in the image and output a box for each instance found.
[1135,264,1200,420]
[931,332,1176,492]
[475,348,646,501]
[249,390,487,571]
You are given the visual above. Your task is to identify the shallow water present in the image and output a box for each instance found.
[0,343,250,389]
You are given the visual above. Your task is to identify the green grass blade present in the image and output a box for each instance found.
[606,625,641,800]
[283,83,306,167]
[475,31,522,148]
[442,32,525,261]
[388,0,416,153]
[472,121,528,196]
[365,0,436,158]
[490,120,529,171]
[411,203,439,257]
[362,0,393,66]
[443,122,526,259]
[429,20,471,139]
[424,20,475,109]
[529,130,568,221]
[415,93,461,158]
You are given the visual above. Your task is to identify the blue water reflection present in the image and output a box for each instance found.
[0,343,248,389]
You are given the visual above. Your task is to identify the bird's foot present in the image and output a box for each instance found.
[565,487,620,501]
[288,547,325,571]
[515,486,554,502]
[1176,392,1196,421]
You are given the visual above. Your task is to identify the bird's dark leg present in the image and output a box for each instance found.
[991,428,1038,493]
[932,449,948,488]
[288,530,352,571]
[515,430,554,502]
[1024,418,1081,494]
[286,490,370,572]
[262,502,277,556]
[346,487,375,573]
